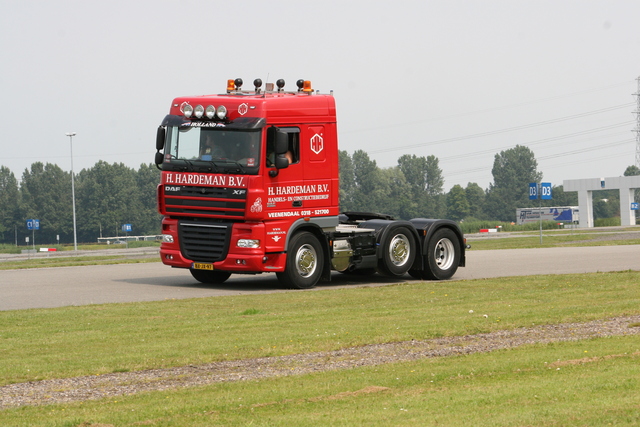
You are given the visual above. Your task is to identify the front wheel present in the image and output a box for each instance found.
[190,269,232,284]
[277,231,324,289]
[423,228,461,280]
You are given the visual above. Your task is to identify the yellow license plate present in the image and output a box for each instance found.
[192,262,214,271]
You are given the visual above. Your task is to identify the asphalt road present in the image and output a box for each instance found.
[1,245,639,311]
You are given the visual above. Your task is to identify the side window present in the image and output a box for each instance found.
[266,127,300,166]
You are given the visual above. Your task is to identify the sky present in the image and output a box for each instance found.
[1,0,639,192]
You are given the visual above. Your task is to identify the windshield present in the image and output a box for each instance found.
[166,126,261,174]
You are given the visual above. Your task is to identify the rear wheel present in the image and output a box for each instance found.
[277,232,324,289]
[377,226,416,277]
[190,269,232,284]
[423,228,460,280]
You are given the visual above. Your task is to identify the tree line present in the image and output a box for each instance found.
[341,145,576,222]
[0,161,160,246]
[1,146,637,245]
[340,146,638,223]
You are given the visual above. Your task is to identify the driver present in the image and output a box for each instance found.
[201,134,225,160]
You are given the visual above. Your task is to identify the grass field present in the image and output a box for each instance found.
[1,270,639,425]
[0,255,158,270]
[3,336,639,426]
[468,233,640,250]
[0,241,159,254]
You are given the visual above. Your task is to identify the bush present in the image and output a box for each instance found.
[0,243,21,254]
[459,220,564,234]
[594,217,621,227]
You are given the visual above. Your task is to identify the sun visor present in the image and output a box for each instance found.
[160,115,265,130]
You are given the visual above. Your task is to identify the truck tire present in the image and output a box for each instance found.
[190,269,232,284]
[277,231,324,289]
[423,228,460,280]
[377,226,416,277]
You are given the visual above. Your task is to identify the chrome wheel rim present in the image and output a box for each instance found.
[295,244,317,277]
[434,238,455,270]
[389,234,411,267]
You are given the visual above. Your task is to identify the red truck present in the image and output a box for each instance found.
[155,78,465,288]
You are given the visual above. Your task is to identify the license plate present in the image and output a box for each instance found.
[192,262,214,271]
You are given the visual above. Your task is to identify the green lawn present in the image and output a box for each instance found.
[0,255,159,270]
[1,270,639,425]
[3,336,639,426]
[468,231,640,250]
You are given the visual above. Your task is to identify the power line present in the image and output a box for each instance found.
[538,138,635,161]
[438,122,634,163]
[341,80,635,135]
[542,150,634,169]
[444,141,635,181]
[367,103,634,155]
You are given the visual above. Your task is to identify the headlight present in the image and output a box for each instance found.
[216,105,227,120]
[162,234,174,243]
[181,103,193,118]
[237,239,260,248]
[194,105,204,119]
[205,105,216,119]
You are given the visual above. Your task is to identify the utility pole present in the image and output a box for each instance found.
[634,75,640,168]
[66,132,78,252]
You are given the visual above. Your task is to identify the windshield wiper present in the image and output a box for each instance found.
[205,160,223,173]
[181,159,195,172]
[211,158,246,174]
[226,161,246,174]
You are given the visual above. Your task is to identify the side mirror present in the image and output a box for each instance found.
[274,129,290,170]
[274,154,289,169]
[268,126,291,177]
[156,126,166,151]
[155,151,164,165]
[274,128,288,155]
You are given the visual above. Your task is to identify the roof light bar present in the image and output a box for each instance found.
[194,105,204,119]
[205,105,216,119]
[216,105,227,120]
[181,102,193,118]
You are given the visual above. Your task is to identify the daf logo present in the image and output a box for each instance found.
[165,186,180,192]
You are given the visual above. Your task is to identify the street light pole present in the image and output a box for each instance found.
[66,132,78,252]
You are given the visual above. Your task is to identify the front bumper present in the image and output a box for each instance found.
[159,246,286,273]
[159,218,286,273]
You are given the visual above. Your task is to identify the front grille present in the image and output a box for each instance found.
[163,185,247,218]
[178,221,231,262]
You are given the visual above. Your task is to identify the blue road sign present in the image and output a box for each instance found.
[529,183,538,200]
[541,182,552,200]
[122,224,132,233]
[26,219,40,230]
[631,203,639,211]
